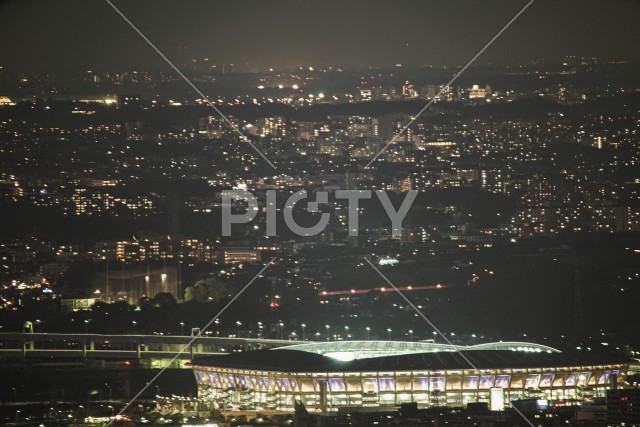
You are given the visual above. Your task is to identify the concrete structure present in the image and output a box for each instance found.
[190,341,629,413]
[0,332,292,369]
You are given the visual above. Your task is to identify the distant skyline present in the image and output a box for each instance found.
[1,0,640,72]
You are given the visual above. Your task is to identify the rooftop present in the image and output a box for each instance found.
[190,341,629,373]
[274,340,561,361]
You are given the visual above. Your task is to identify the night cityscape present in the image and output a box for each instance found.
[1,0,640,426]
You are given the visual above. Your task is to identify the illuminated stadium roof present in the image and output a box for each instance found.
[273,340,560,361]
[191,341,630,413]
[191,347,627,373]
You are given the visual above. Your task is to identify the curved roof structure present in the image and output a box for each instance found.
[273,340,560,361]
[467,342,560,353]
[191,348,627,373]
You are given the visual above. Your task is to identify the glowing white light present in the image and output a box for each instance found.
[325,352,356,361]
[490,387,504,411]
[378,257,399,266]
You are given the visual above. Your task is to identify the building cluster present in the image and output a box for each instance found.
[0,59,638,342]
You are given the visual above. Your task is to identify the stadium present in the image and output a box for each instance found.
[190,341,629,412]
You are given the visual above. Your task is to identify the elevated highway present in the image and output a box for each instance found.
[0,332,295,369]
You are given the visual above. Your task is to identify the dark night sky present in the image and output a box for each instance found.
[1,0,639,72]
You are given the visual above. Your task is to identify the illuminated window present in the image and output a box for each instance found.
[430,376,445,391]
[479,375,495,389]
[226,374,236,387]
[298,379,314,392]
[495,375,511,388]
[329,378,346,392]
[463,376,479,390]
[396,376,411,391]
[210,373,221,387]
[525,374,540,389]
[412,377,429,391]
[363,378,378,393]
[346,378,362,392]
[539,373,554,388]
[577,372,591,387]
[565,373,579,387]
[379,377,395,392]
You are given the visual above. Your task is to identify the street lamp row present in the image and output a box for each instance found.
[82,319,427,341]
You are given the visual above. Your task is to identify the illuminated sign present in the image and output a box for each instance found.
[490,387,505,411]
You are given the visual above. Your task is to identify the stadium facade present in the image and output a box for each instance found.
[190,341,629,412]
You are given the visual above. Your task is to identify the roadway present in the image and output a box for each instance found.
[0,332,297,364]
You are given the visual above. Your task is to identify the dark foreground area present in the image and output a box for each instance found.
[0,367,196,403]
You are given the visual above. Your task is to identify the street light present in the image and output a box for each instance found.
[344,326,350,340]
[35,319,41,333]
[301,323,306,341]
[325,325,331,341]
[11,387,17,401]
[366,327,371,340]
[131,321,137,334]
[278,321,284,340]
[408,329,414,341]
[387,328,392,340]
[180,322,185,336]
[236,321,242,338]
[84,319,91,334]
[257,321,263,338]
[155,385,160,396]
[432,331,437,343]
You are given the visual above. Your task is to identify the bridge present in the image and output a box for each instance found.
[0,332,295,369]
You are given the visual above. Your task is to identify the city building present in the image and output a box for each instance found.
[190,341,628,413]
[221,247,262,264]
[607,388,640,426]
[0,95,16,106]
[467,84,491,100]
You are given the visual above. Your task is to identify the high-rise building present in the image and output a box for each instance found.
[402,81,417,99]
